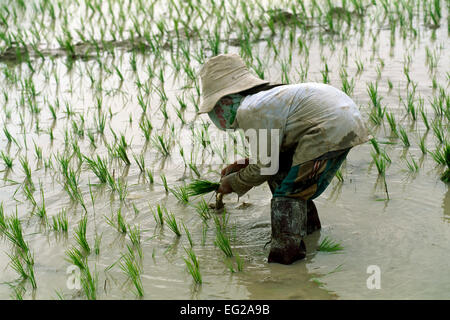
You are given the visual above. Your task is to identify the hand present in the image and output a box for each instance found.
[221,158,249,177]
[217,174,233,195]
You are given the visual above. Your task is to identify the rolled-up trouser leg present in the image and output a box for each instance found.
[268,197,307,265]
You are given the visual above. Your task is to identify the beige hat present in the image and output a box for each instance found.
[198,53,269,114]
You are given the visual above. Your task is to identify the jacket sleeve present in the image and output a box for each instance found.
[227,163,272,197]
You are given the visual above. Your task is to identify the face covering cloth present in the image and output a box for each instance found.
[208,94,243,130]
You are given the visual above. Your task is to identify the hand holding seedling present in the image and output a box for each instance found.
[217,174,233,195]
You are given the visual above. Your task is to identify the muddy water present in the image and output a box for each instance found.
[0,0,449,299]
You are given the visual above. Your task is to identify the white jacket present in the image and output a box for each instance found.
[228,83,369,196]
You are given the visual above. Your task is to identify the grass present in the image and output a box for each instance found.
[317,236,344,252]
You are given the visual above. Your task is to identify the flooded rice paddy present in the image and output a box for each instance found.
[0,0,449,299]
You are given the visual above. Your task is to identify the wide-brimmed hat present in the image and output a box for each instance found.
[198,53,270,114]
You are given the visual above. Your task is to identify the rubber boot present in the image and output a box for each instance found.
[268,197,307,265]
[307,200,321,235]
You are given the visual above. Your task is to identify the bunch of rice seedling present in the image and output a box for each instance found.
[317,236,343,252]
[186,179,220,197]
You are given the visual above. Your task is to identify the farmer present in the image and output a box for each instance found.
[198,53,368,265]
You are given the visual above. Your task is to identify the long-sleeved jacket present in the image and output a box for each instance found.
[227,83,369,196]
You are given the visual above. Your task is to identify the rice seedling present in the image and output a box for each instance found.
[182,222,193,247]
[235,253,244,272]
[35,186,47,221]
[7,249,36,289]
[3,125,18,146]
[115,142,131,165]
[188,163,201,178]
[431,121,445,144]
[194,198,211,222]
[139,117,153,141]
[119,245,144,297]
[0,151,13,169]
[214,227,233,257]
[74,215,90,254]
[133,153,145,173]
[106,208,127,234]
[416,132,427,154]
[420,108,430,131]
[4,213,29,253]
[186,179,220,197]
[385,112,398,136]
[398,126,410,147]
[65,247,98,300]
[160,174,168,192]
[152,134,171,157]
[183,246,202,284]
[317,236,343,252]
[164,211,181,237]
[84,155,113,186]
[146,168,154,184]
[0,203,6,233]
[372,153,390,200]
[116,178,128,202]
[170,185,190,204]
[52,209,68,233]
[20,157,34,189]
[128,224,143,258]
[405,155,419,172]
[151,203,165,226]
